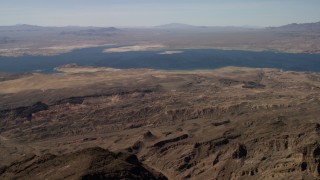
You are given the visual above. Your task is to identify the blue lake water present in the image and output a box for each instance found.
[1,46,320,73]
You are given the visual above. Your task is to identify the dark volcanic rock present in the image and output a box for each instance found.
[143,130,157,140]
[232,144,247,159]
[0,102,48,120]
[212,119,230,126]
[0,166,7,175]
[219,78,240,86]
[56,97,84,105]
[242,81,265,89]
[18,102,49,119]
[153,134,189,148]
[7,102,49,120]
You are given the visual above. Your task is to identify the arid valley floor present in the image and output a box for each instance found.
[0,65,320,179]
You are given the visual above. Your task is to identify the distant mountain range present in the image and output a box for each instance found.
[155,23,202,29]
[154,23,261,32]
[154,23,259,29]
[156,22,320,31]
[0,21,319,31]
[60,27,120,36]
[0,25,121,37]
[268,21,320,31]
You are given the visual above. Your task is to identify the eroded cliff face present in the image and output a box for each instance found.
[0,67,320,179]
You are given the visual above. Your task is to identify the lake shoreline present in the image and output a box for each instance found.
[1,47,320,73]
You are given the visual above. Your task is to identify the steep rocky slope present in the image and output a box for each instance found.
[0,147,166,180]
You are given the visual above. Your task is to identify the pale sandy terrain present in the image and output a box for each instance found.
[38,43,114,52]
[103,44,165,53]
[159,51,184,55]
[0,70,122,94]
[0,66,254,94]
[55,64,121,73]
[0,43,114,57]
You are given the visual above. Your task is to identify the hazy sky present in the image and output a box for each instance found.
[1,0,320,27]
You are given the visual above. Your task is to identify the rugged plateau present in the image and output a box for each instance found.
[0,66,320,179]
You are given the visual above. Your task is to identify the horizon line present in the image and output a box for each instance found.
[1,21,319,29]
